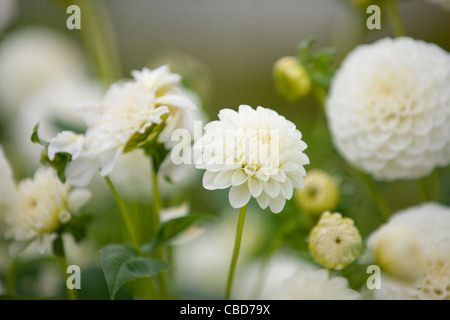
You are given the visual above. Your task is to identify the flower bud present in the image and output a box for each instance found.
[295,169,340,215]
[273,56,311,102]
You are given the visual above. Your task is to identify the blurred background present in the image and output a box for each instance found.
[0,0,449,299]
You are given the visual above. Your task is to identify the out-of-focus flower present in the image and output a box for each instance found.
[279,268,360,300]
[326,37,450,181]
[0,145,16,223]
[0,0,17,35]
[4,167,91,255]
[365,202,450,300]
[0,27,89,116]
[48,65,197,187]
[309,211,362,270]
[194,105,309,213]
[295,169,340,215]
[12,78,103,172]
[273,56,311,102]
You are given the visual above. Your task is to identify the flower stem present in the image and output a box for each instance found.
[385,0,406,37]
[418,178,430,202]
[105,176,140,250]
[431,169,441,202]
[55,236,78,300]
[151,166,168,299]
[78,0,122,87]
[104,176,160,300]
[225,204,248,300]
[354,170,391,222]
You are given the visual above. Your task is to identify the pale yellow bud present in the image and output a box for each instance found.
[273,56,311,102]
[295,169,340,215]
[375,226,427,282]
[309,212,362,270]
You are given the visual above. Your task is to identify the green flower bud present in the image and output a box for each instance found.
[273,56,311,102]
[295,169,340,216]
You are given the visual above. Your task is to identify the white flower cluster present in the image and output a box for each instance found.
[48,65,197,187]
[327,37,450,181]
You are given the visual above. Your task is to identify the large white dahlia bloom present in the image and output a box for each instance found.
[326,37,450,181]
[365,202,450,300]
[194,105,309,213]
[48,65,197,187]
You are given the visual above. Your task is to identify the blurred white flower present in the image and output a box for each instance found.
[366,202,450,300]
[279,268,360,300]
[309,211,362,270]
[326,37,450,181]
[49,66,197,187]
[194,105,309,213]
[12,78,103,171]
[0,145,16,223]
[0,0,17,35]
[0,27,89,117]
[4,167,91,255]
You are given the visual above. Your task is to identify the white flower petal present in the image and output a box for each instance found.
[268,195,286,213]
[231,168,248,186]
[202,171,218,190]
[248,177,263,198]
[48,131,84,161]
[229,184,251,208]
[58,209,71,224]
[256,192,269,209]
[156,94,196,110]
[264,179,281,198]
[213,169,233,189]
[65,156,98,187]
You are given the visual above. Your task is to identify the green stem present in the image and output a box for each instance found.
[355,170,391,222]
[418,178,430,202]
[6,259,18,296]
[105,177,140,250]
[55,237,78,300]
[431,169,441,202]
[104,176,160,300]
[225,204,248,300]
[77,0,122,87]
[385,0,406,37]
[151,166,168,299]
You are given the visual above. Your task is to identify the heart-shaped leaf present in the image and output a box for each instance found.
[100,244,169,299]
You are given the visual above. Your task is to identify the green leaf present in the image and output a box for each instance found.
[100,244,169,299]
[30,124,49,147]
[297,36,316,65]
[142,215,210,253]
[312,47,336,70]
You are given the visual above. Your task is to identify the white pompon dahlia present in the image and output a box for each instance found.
[194,105,309,213]
[48,65,197,187]
[366,202,450,300]
[326,37,450,181]
[279,268,360,300]
[4,167,91,255]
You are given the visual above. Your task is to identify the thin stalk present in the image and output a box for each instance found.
[355,170,391,222]
[55,237,78,300]
[386,0,406,37]
[418,178,430,202]
[151,166,168,299]
[225,205,248,300]
[105,176,160,300]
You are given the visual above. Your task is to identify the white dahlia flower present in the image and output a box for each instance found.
[194,105,309,213]
[0,27,89,116]
[48,65,197,187]
[0,146,16,223]
[4,167,91,255]
[326,37,450,181]
[366,202,450,300]
[279,268,360,300]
